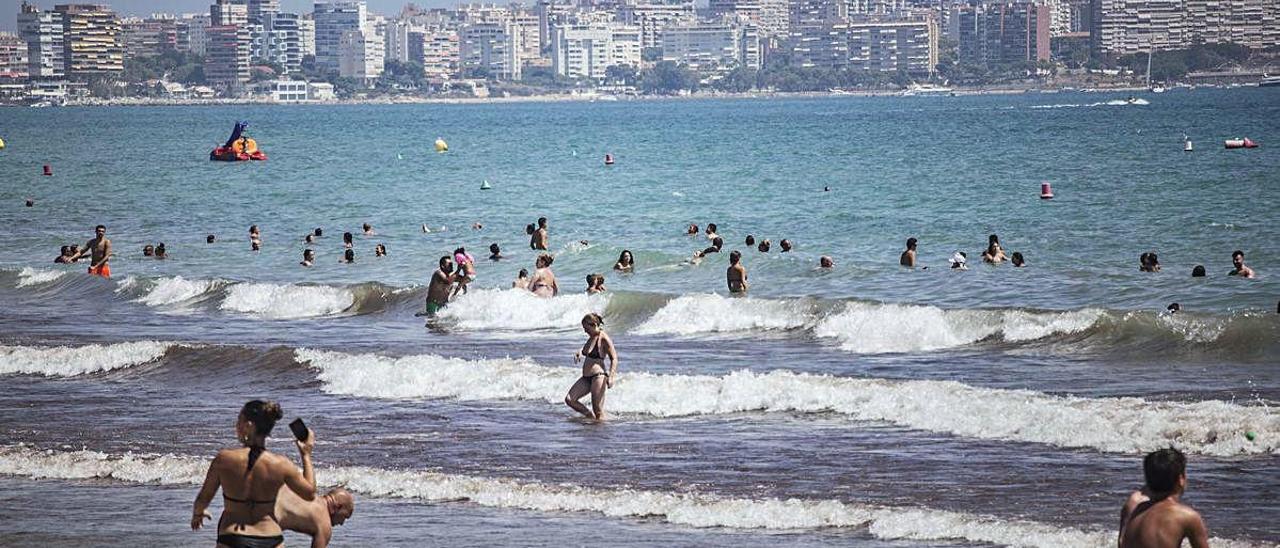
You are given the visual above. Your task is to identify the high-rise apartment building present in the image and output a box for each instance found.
[55,3,125,76]
[211,0,248,26]
[314,1,367,70]
[121,17,177,58]
[1183,0,1278,50]
[18,2,66,80]
[338,26,384,80]
[0,32,30,80]
[410,29,460,81]
[618,1,695,49]
[847,18,935,75]
[205,24,251,87]
[1090,0,1184,56]
[460,22,522,80]
[175,14,211,55]
[550,23,641,80]
[248,0,281,25]
[661,22,757,72]
[958,1,1050,65]
[299,16,316,56]
[261,12,303,74]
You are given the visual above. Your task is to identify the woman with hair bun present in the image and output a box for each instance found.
[192,400,316,548]
[564,313,619,421]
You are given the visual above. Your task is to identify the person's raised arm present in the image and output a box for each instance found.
[283,430,316,501]
[192,455,222,530]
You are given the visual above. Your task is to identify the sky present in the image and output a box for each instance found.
[0,0,486,31]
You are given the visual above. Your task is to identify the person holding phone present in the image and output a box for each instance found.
[192,400,316,548]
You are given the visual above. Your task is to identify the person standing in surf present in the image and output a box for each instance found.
[191,400,316,548]
[1118,447,1209,548]
[564,313,618,421]
[69,224,112,277]
[727,250,748,294]
[424,255,455,316]
[900,237,917,267]
[531,217,549,250]
[528,253,558,297]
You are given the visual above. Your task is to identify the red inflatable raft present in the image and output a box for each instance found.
[210,121,267,161]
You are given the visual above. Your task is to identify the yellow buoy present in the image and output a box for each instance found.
[434,138,448,153]
[0,137,6,150]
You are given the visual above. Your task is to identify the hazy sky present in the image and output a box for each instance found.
[0,0,492,31]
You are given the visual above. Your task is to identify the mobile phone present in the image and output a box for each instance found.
[288,418,309,442]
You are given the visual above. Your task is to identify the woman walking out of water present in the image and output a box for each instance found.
[529,253,558,297]
[564,313,618,421]
[192,400,316,548]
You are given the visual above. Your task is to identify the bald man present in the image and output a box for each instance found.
[276,486,354,548]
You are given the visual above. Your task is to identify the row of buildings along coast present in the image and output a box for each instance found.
[1,0,1278,101]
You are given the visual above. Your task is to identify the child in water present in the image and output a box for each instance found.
[452,247,476,298]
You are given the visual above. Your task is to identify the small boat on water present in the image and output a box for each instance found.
[1260,76,1280,88]
[901,84,953,97]
[210,121,267,161]
[1224,138,1258,149]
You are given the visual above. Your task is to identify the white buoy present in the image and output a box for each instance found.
[434,138,448,153]
[397,152,403,160]
[1184,139,1193,152]
[480,180,492,190]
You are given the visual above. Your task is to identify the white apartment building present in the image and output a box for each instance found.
[413,29,460,81]
[260,12,303,74]
[17,2,65,79]
[551,23,641,80]
[618,1,695,49]
[299,17,315,56]
[314,0,367,69]
[460,23,522,80]
[338,27,384,80]
[847,18,935,75]
[661,23,742,72]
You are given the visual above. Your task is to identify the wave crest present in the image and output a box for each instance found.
[814,303,1103,353]
[632,294,815,335]
[0,341,173,377]
[220,282,354,319]
[16,267,68,288]
[435,289,608,331]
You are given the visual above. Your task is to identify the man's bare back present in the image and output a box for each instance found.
[1119,490,1209,548]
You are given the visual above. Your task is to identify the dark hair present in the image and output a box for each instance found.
[239,400,283,473]
[1011,252,1024,265]
[712,237,724,250]
[344,248,354,262]
[95,224,106,231]
[617,250,633,265]
[582,312,604,326]
[906,237,917,250]
[363,223,371,231]
[304,249,314,258]
[1232,250,1244,260]
[314,228,323,237]
[1149,252,1159,265]
[538,253,554,267]
[250,225,258,233]
[251,241,261,251]
[707,223,717,233]
[206,234,215,243]
[454,247,465,255]
[780,239,792,251]
[155,243,165,254]
[518,268,528,277]
[1143,448,1186,494]
[489,243,500,253]
[343,232,353,243]
[988,234,999,245]
[1191,265,1205,277]
[525,223,535,235]
[439,255,452,269]
[729,250,742,264]
[538,217,547,227]
[61,245,70,254]
[745,235,755,246]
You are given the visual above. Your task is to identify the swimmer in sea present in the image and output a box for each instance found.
[900,238,917,267]
[1228,250,1255,278]
[532,217,549,250]
[1191,265,1206,277]
[314,228,323,238]
[362,223,374,236]
[207,234,216,244]
[950,251,968,270]
[564,313,618,421]
[982,234,1006,263]
[1118,448,1209,548]
[55,245,72,263]
[727,250,748,294]
[586,273,607,294]
[705,223,719,241]
[250,225,261,246]
[512,268,530,290]
[745,235,755,247]
[305,234,314,244]
[142,245,154,257]
[1166,302,1180,315]
[1140,252,1161,272]
[819,255,834,268]
[701,237,724,257]
[374,244,386,257]
[155,243,166,260]
[614,250,634,273]
[1011,252,1026,267]
[340,249,354,263]
[686,223,698,236]
[342,232,353,249]
[489,243,503,261]
[301,249,314,267]
[68,225,112,277]
[528,254,558,297]
[757,239,771,253]
[424,256,455,316]
[780,239,792,252]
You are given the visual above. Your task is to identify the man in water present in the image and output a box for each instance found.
[531,217,549,250]
[489,243,503,261]
[1229,250,1255,278]
[819,256,834,268]
[727,250,748,294]
[1118,448,1209,548]
[301,249,315,267]
[900,238,917,267]
[425,256,455,316]
[69,225,112,277]
[276,486,354,548]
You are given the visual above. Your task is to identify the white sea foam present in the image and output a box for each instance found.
[14,444,1257,548]
[220,282,353,319]
[132,276,224,307]
[813,303,1102,353]
[0,341,172,377]
[1030,99,1149,109]
[297,348,1279,457]
[16,267,67,287]
[632,294,815,335]
[435,288,607,331]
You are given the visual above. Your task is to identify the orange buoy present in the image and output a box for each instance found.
[42,164,52,176]
[1040,182,1054,199]
[604,154,614,166]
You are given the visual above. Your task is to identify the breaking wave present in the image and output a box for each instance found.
[16,267,67,287]
[12,444,1267,547]
[219,282,355,319]
[296,348,1279,457]
[813,303,1104,353]
[434,288,609,331]
[633,294,816,335]
[0,341,173,377]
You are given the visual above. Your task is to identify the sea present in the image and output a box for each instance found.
[0,88,1277,547]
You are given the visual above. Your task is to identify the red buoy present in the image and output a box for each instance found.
[1040,182,1054,199]
[42,164,52,176]
[604,154,614,166]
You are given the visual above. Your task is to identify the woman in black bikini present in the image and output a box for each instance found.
[192,400,316,548]
[564,313,619,421]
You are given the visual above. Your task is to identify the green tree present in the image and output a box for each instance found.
[604,63,638,86]
[640,61,697,94]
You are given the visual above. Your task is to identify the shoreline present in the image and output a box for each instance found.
[3,84,1174,108]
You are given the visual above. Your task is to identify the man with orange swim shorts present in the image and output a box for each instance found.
[70,224,112,278]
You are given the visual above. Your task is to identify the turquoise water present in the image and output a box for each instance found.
[0,90,1278,546]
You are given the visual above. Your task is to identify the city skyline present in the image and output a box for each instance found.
[0,0,494,31]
